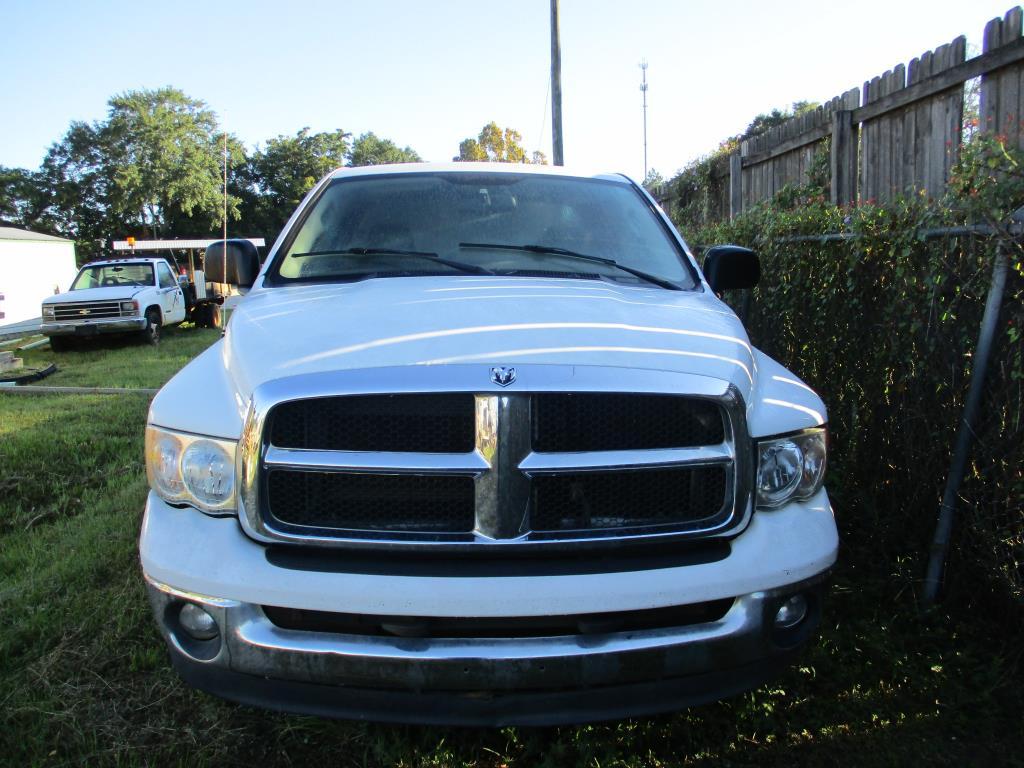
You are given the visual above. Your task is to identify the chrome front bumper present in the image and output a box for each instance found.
[145,572,826,725]
[42,317,147,335]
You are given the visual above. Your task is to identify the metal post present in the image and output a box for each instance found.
[222,132,228,281]
[640,60,648,181]
[550,0,564,166]
[223,132,228,245]
[923,244,1010,604]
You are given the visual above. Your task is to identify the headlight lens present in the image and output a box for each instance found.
[121,300,139,314]
[42,305,55,319]
[182,440,234,507]
[756,428,827,508]
[145,426,237,513]
[149,432,186,499]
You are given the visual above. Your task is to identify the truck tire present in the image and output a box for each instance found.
[209,304,223,329]
[48,335,73,353]
[142,308,161,345]
[191,304,209,328]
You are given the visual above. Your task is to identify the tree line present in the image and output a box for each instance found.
[0,87,543,261]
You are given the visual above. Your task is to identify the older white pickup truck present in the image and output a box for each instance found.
[42,257,186,350]
[140,163,837,725]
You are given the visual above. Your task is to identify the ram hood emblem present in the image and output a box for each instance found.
[490,366,516,387]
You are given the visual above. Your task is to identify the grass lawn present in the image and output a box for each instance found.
[8,325,221,389]
[1,335,1022,766]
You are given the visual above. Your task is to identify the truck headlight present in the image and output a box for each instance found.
[121,300,139,314]
[42,305,55,319]
[145,426,237,514]
[756,428,827,509]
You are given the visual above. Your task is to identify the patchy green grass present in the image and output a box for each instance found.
[1,374,1022,764]
[11,325,220,389]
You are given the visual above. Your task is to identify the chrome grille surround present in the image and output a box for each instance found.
[51,300,133,320]
[238,365,752,551]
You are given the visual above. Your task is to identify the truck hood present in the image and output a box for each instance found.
[225,276,757,400]
[43,286,147,304]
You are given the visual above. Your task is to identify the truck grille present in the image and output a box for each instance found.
[532,394,724,452]
[267,471,475,534]
[531,466,727,533]
[270,394,475,453]
[240,368,750,550]
[51,300,130,320]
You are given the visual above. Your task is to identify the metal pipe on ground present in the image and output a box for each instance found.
[0,384,158,395]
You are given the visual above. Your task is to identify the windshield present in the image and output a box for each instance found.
[71,263,154,290]
[272,173,696,289]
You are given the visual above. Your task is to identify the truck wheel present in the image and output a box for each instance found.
[209,304,223,329]
[191,304,208,328]
[48,335,73,353]
[142,308,161,346]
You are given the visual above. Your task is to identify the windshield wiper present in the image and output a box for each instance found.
[458,242,680,290]
[290,247,493,275]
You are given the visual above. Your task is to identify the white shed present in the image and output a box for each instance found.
[0,227,78,326]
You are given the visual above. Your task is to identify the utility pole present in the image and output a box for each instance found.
[550,0,564,166]
[640,59,648,181]
[222,132,228,245]
[221,131,229,290]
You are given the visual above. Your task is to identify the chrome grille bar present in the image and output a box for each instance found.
[520,445,733,474]
[264,446,489,475]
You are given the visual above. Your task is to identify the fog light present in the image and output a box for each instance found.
[179,603,219,640]
[773,594,808,630]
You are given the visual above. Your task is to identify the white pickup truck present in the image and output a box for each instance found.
[42,257,186,350]
[140,163,837,725]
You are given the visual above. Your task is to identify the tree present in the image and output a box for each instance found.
[0,166,50,231]
[39,88,244,260]
[456,138,488,162]
[102,87,241,237]
[744,101,819,139]
[643,168,665,191]
[349,132,421,166]
[39,121,116,260]
[454,122,543,163]
[242,127,350,239]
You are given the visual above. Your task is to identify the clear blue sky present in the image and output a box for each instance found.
[0,0,1016,180]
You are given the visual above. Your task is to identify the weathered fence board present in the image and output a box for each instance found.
[861,38,966,203]
[736,90,858,214]
[669,6,1024,227]
[981,7,1024,149]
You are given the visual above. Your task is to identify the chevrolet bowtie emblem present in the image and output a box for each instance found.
[79,309,90,315]
[490,366,516,387]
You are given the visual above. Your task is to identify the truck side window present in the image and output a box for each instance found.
[158,263,177,289]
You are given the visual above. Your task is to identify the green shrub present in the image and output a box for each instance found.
[682,134,1024,610]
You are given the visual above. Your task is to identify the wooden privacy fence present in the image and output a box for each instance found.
[669,7,1024,220]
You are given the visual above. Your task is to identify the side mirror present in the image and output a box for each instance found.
[205,239,260,288]
[702,245,759,293]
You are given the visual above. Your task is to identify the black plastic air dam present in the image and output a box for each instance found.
[264,540,731,574]
[169,650,797,726]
